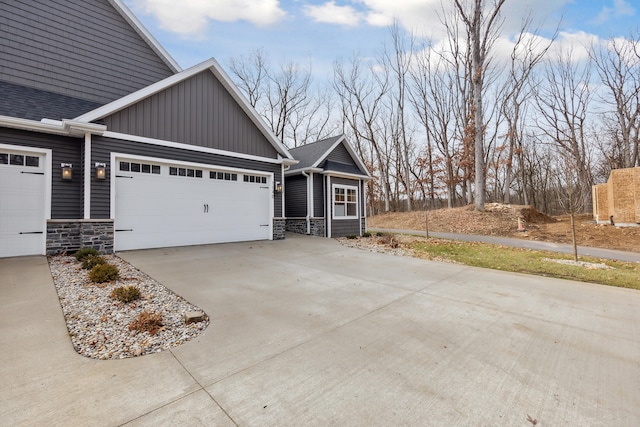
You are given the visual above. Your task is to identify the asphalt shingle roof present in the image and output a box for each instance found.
[0,80,103,121]
[288,135,343,171]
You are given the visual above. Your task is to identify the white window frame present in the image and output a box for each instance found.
[332,184,358,220]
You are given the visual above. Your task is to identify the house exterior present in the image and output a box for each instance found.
[0,0,295,258]
[285,135,372,238]
[592,167,640,226]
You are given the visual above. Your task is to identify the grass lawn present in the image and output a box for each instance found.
[406,238,640,290]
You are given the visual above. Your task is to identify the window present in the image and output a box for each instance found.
[120,161,161,174]
[210,170,237,181]
[0,152,40,168]
[243,174,267,184]
[333,185,358,219]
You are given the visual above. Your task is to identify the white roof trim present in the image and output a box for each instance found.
[74,58,294,160]
[311,134,371,178]
[102,131,286,164]
[0,116,106,137]
[109,0,181,73]
[323,170,374,181]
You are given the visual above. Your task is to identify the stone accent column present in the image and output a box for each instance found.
[273,218,286,240]
[47,220,114,255]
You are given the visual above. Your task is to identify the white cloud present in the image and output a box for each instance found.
[133,0,286,36]
[303,1,362,26]
[595,0,635,24]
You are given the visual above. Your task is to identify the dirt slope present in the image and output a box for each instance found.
[367,204,640,253]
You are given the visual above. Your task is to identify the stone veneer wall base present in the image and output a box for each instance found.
[47,219,114,256]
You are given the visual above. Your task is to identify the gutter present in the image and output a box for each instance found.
[301,171,311,234]
[0,116,106,137]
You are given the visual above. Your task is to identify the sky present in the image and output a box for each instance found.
[124,0,640,80]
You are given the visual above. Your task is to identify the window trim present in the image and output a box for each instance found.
[332,184,358,220]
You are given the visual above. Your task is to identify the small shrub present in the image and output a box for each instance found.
[110,285,141,303]
[363,232,372,238]
[74,247,99,261]
[81,254,106,270]
[379,233,399,248]
[89,263,119,283]
[129,311,163,335]
[376,232,384,237]
[346,234,357,239]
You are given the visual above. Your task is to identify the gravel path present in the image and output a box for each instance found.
[48,255,209,360]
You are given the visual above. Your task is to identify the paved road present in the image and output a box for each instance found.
[369,227,640,262]
[2,235,640,425]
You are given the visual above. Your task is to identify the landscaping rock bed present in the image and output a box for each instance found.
[48,254,209,360]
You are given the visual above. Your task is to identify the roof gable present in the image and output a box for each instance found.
[0,0,178,106]
[76,59,293,160]
[288,135,370,177]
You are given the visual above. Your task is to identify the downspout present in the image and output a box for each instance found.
[301,171,311,234]
[83,132,91,219]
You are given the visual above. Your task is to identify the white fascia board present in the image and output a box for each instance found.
[73,60,216,123]
[74,58,294,161]
[108,0,181,73]
[0,116,105,136]
[101,131,286,165]
[311,134,372,178]
[284,167,323,176]
[323,170,374,181]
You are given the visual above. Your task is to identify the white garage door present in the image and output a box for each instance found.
[114,159,272,251]
[0,149,46,257]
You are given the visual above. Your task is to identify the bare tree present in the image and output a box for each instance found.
[333,55,392,211]
[500,18,555,204]
[534,48,595,211]
[591,33,640,169]
[228,51,335,147]
[383,22,415,211]
[453,0,507,211]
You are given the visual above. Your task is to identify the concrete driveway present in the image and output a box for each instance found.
[2,234,639,426]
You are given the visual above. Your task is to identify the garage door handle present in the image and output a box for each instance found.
[21,171,44,175]
[116,229,133,232]
[19,231,43,234]
[204,204,209,213]
[260,224,269,227]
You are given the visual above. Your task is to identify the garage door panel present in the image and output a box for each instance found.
[0,152,46,258]
[115,160,272,251]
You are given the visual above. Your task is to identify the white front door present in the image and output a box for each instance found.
[114,158,272,251]
[0,149,47,257]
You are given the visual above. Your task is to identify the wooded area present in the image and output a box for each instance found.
[228,0,640,216]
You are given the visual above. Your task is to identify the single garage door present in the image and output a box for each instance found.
[114,158,272,251]
[0,149,46,258]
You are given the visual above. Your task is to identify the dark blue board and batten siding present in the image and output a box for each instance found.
[0,0,175,105]
[0,128,83,219]
[324,143,355,166]
[90,136,284,219]
[100,72,279,159]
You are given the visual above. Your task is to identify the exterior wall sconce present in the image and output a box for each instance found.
[95,162,107,180]
[61,163,73,180]
[274,181,283,194]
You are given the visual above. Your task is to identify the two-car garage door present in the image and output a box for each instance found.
[114,158,273,251]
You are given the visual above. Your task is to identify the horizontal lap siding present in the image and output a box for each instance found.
[330,176,362,237]
[90,136,283,219]
[0,0,174,104]
[102,72,279,159]
[313,174,325,218]
[285,175,307,217]
[0,128,82,219]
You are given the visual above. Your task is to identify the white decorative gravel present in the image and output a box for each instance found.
[542,258,613,270]
[48,255,209,360]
